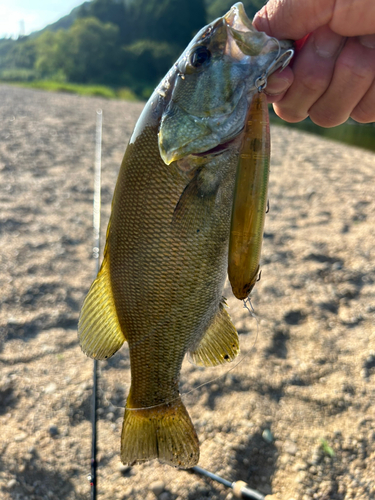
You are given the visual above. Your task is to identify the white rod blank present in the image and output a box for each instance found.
[93,109,103,263]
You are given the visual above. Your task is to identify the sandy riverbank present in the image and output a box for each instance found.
[0,85,374,500]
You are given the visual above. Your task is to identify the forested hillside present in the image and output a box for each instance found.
[0,0,264,97]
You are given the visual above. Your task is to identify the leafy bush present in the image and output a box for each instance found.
[0,68,40,82]
[2,80,139,101]
[116,87,138,101]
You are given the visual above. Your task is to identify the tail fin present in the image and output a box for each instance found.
[121,395,199,468]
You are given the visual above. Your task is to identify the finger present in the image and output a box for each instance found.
[330,1,375,36]
[272,27,345,122]
[309,37,375,127]
[350,35,375,123]
[264,66,294,103]
[351,79,375,123]
[359,34,375,49]
[253,0,335,39]
[253,0,375,40]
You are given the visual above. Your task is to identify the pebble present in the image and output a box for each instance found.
[159,492,170,500]
[293,461,307,471]
[295,471,307,483]
[48,425,59,436]
[122,487,133,496]
[150,480,165,496]
[7,479,17,489]
[262,429,274,444]
[279,454,290,465]
[284,441,298,455]
[14,432,27,442]
[45,382,57,394]
[214,435,225,445]
[118,464,131,474]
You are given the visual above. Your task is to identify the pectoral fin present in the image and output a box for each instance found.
[172,162,222,237]
[78,252,126,360]
[188,301,239,367]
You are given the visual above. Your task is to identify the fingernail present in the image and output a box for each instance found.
[359,34,375,49]
[313,26,344,58]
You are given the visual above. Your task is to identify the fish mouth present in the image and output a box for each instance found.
[224,2,294,84]
[191,36,294,160]
[191,46,294,160]
[188,47,294,160]
[189,7,294,160]
[192,130,243,158]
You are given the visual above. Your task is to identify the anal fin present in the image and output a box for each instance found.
[188,301,239,367]
[78,253,126,360]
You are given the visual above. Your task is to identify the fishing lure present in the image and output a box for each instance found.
[228,91,270,300]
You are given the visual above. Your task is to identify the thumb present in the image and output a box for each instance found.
[253,0,333,40]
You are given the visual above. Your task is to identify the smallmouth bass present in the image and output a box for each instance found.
[78,2,293,468]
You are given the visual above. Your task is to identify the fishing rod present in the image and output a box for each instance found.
[88,109,266,500]
[192,466,265,500]
[89,109,103,500]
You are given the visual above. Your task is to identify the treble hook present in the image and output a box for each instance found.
[255,39,294,92]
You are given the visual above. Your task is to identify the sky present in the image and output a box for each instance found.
[0,0,86,38]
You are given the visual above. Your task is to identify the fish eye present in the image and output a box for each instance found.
[190,46,211,68]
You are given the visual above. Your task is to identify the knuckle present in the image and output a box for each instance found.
[336,54,373,83]
[298,71,328,95]
[274,103,307,123]
[351,103,375,123]
[309,107,348,128]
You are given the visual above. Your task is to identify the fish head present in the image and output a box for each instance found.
[158,2,293,165]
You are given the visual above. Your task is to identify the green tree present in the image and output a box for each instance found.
[0,37,36,69]
[79,0,206,48]
[34,18,121,83]
[1,0,248,94]
[131,0,206,47]
[78,0,131,42]
[121,40,180,96]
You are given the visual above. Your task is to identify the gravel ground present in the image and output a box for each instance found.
[0,84,374,500]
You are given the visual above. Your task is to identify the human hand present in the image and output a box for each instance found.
[253,0,375,126]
